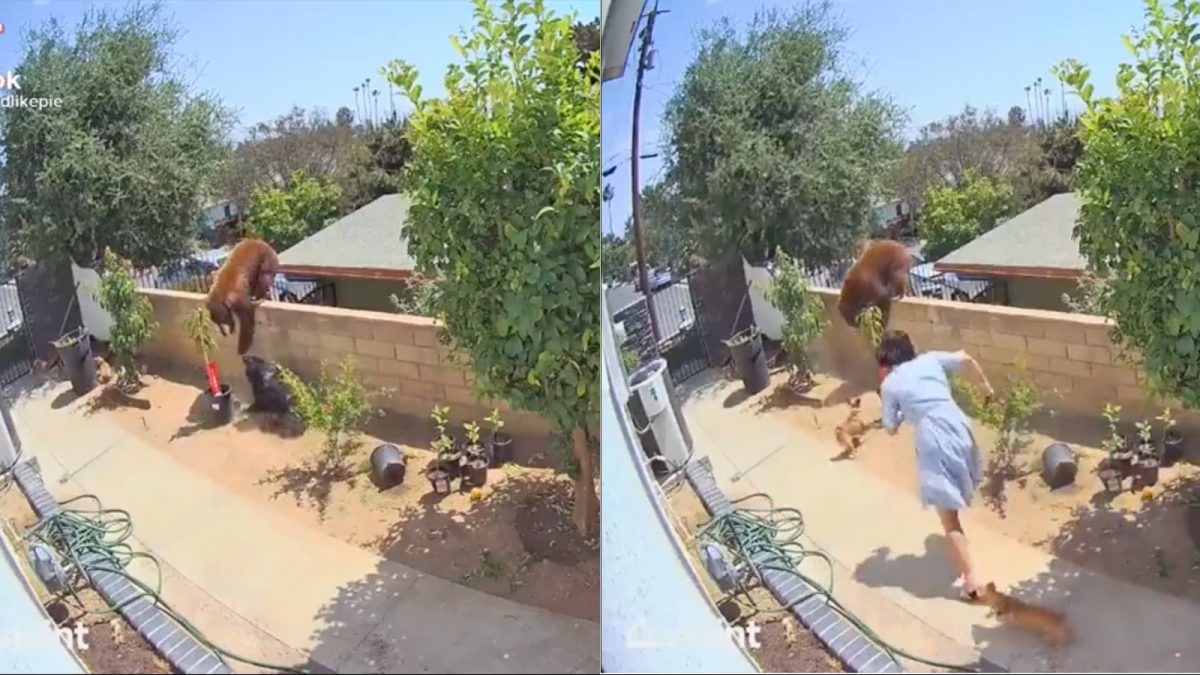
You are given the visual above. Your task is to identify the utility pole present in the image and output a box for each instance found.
[630,2,667,345]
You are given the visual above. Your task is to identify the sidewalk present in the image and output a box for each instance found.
[681,372,1198,673]
[9,376,599,674]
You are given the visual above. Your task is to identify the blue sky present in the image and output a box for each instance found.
[0,0,596,137]
[601,0,1148,235]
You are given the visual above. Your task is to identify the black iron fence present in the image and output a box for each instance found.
[796,258,1002,305]
[132,251,337,306]
[0,275,34,387]
[611,273,712,384]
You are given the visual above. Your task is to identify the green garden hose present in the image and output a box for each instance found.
[696,493,983,673]
[26,494,310,674]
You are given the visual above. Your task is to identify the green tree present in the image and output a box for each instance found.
[245,170,343,251]
[341,117,412,212]
[1056,0,1200,406]
[663,5,904,267]
[0,4,232,268]
[762,249,826,390]
[919,171,1016,260]
[97,249,158,389]
[601,233,632,283]
[387,0,600,535]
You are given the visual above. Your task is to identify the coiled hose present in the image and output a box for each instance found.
[696,493,982,673]
[26,494,310,674]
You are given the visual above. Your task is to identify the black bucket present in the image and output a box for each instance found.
[208,384,233,426]
[54,329,96,395]
[1041,442,1077,490]
[370,443,407,490]
[725,328,769,395]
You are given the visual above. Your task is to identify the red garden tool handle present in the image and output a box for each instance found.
[206,361,220,396]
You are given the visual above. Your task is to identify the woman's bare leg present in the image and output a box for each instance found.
[937,507,980,594]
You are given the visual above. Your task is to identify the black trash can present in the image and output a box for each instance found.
[725,327,770,395]
[54,329,96,396]
[370,443,407,489]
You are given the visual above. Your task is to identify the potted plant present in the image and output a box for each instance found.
[1158,406,1184,467]
[430,405,462,481]
[487,408,513,466]
[183,306,232,425]
[1103,403,1134,476]
[1132,419,1160,489]
[96,248,158,393]
[760,249,826,393]
[462,421,489,488]
[427,434,454,495]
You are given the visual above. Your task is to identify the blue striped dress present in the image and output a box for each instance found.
[879,351,982,511]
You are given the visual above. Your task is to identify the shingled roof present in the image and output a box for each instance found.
[935,192,1086,279]
[277,194,417,281]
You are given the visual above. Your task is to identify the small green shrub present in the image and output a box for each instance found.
[955,360,1041,514]
[182,305,216,360]
[762,248,826,389]
[277,357,380,467]
[97,248,158,388]
[856,305,884,348]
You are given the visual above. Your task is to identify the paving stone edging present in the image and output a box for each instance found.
[684,456,903,674]
[13,458,232,675]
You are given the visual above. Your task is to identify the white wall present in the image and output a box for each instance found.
[742,258,784,341]
[601,293,756,673]
[70,262,112,342]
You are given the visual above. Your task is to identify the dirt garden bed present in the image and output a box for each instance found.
[86,370,599,622]
[768,372,1200,603]
[667,480,843,673]
[0,485,174,675]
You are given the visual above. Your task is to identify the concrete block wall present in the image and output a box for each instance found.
[808,289,1177,423]
[138,289,551,437]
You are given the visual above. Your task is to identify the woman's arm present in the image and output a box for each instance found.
[880,382,903,435]
[933,350,994,398]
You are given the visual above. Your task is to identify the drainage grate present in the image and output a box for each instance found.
[12,459,230,674]
[684,458,902,674]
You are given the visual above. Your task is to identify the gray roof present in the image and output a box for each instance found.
[278,194,416,272]
[937,192,1085,272]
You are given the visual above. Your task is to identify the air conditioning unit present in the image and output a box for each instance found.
[628,359,691,472]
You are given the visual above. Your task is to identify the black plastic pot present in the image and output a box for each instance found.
[1133,458,1160,490]
[427,468,452,495]
[490,432,513,466]
[465,443,489,467]
[54,329,96,395]
[439,450,463,480]
[370,443,407,490]
[464,457,488,488]
[724,327,770,395]
[1110,450,1135,477]
[208,384,233,426]
[1041,442,1077,490]
[1162,429,1184,467]
[1099,467,1124,494]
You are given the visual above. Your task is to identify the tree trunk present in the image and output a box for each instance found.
[571,425,599,538]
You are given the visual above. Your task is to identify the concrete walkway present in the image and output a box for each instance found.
[681,371,1199,673]
[8,376,598,674]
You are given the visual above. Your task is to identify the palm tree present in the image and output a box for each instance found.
[1025,86,1032,127]
[372,90,380,126]
[1044,88,1052,124]
[388,81,395,121]
[603,184,615,233]
[353,86,361,124]
[366,77,373,125]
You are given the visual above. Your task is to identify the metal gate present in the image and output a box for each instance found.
[611,273,712,384]
[0,276,35,387]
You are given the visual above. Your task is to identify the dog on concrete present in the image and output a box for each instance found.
[242,355,291,415]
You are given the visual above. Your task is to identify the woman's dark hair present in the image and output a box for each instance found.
[877,330,917,368]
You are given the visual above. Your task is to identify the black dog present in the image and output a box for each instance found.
[242,355,292,415]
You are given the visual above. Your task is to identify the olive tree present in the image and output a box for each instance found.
[387,0,600,535]
[1057,0,1200,406]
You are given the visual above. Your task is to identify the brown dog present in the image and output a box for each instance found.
[975,582,1070,647]
[206,238,279,355]
[833,398,880,460]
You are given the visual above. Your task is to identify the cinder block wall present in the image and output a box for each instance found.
[138,289,551,437]
[808,289,1177,423]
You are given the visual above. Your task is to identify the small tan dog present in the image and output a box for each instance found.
[975,582,1070,647]
[95,357,114,384]
[833,398,879,460]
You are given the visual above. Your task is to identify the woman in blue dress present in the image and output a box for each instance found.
[877,330,994,599]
